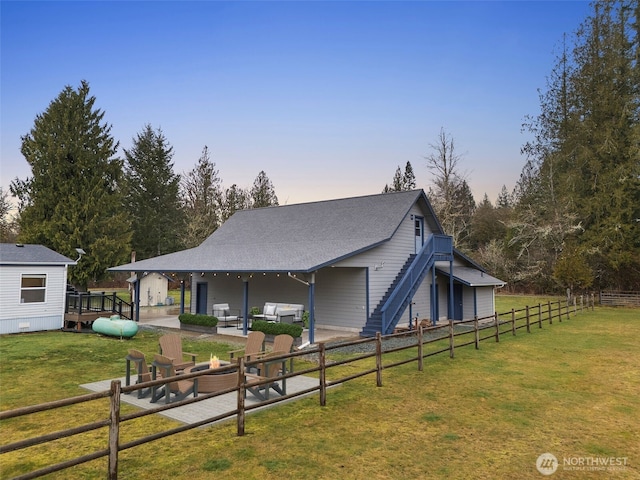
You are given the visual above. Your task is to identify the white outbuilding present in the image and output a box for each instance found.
[0,243,76,334]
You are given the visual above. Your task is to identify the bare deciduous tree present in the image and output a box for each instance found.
[425,128,473,247]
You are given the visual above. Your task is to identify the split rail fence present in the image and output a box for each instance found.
[0,297,595,480]
[599,290,640,307]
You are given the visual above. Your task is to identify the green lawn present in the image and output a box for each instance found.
[1,301,638,479]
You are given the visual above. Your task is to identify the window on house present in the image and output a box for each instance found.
[21,274,47,303]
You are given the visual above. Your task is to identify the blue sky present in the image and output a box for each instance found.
[1,1,591,206]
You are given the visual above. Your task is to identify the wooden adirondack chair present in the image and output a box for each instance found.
[125,349,153,398]
[246,334,295,400]
[229,330,265,364]
[158,334,197,371]
[150,354,198,404]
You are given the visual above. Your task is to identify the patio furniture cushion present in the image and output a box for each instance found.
[262,302,304,323]
[213,303,240,327]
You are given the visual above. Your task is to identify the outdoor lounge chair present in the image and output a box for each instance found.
[244,335,293,401]
[125,349,153,398]
[229,331,265,370]
[158,333,197,371]
[212,303,240,327]
[150,354,198,404]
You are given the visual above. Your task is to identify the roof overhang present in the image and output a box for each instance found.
[436,266,505,287]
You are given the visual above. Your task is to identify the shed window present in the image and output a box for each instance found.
[21,274,47,303]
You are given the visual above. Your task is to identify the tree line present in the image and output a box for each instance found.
[384,1,639,294]
[2,81,278,289]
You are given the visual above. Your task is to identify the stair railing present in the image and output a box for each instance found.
[379,234,453,334]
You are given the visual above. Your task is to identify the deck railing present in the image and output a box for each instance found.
[65,292,133,320]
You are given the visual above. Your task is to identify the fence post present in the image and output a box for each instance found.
[591,293,595,310]
[418,326,424,371]
[474,316,479,349]
[237,358,245,436]
[573,297,577,316]
[580,295,583,312]
[376,333,383,387]
[511,308,516,336]
[494,312,500,342]
[447,320,454,358]
[538,303,542,328]
[559,300,563,322]
[319,343,327,406]
[526,306,530,333]
[548,301,553,325]
[108,380,121,480]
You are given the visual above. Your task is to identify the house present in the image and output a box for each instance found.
[127,272,173,307]
[110,190,504,342]
[0,243,76,334]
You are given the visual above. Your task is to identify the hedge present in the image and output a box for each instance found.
[250,320,303,338]
[178,313,218,327]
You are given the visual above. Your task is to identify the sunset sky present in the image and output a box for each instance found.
[1,1,592,206]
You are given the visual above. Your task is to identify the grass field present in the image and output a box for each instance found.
[0,301,638,479]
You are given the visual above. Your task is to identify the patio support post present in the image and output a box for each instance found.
[448,260,454,322]
[409,301,413,329]
[431,265,436,326]
[242,276,250,335]
[179,280,185,315]
[134,278,140,322]
[308,273,316,344]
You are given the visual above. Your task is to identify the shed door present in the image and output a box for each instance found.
[414,216,424,253]
[196,282,208,314]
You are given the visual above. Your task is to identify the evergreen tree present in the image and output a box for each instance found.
[383,161,417,193]
[181,146,223,248]
[402,161,416,190]
[250,171,279,208]
[518,0,639,290]
[469,194,504,251]
[391,166,404,191]
[123,125,183,259]
[10,81,131,289]
[496,185,512,209]
[220,184,250,222]
[553,245,593,294]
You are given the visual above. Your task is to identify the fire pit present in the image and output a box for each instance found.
[185,362,238,393]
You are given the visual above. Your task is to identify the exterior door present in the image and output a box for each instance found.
[453,284,463,320]
[196,282,208,314]
[414,216,424,253]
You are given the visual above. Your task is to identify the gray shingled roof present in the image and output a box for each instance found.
[111,190,441,273]
[0,243,75,265]
[436,266,505,287]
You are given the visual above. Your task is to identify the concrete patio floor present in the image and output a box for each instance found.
[136,306,359,345]
[79,308,351,427]
[81,372,321,427]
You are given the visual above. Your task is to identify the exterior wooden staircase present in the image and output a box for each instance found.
[360,234,453,337]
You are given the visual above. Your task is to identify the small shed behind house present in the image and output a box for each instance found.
[127,272,173,307]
